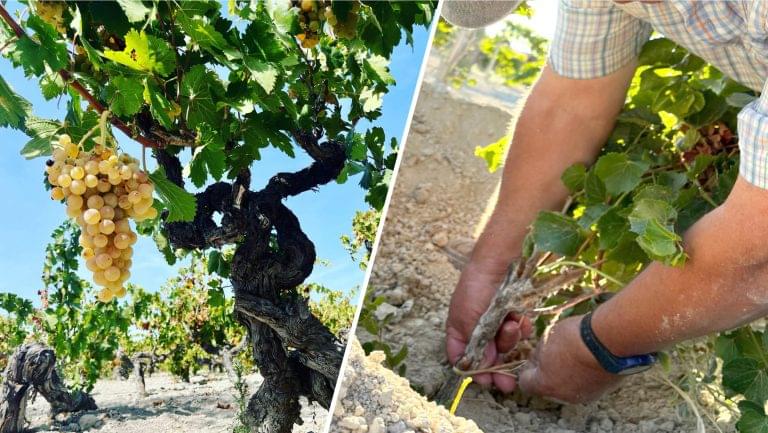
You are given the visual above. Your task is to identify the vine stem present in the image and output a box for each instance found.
[538,259,624,287]
[0,4,166,149]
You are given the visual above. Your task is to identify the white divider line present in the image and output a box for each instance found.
[322,4,446,432]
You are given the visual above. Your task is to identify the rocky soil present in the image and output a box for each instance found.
[22,371,325,433]
[332,79,737,433]
[330,337,482,433]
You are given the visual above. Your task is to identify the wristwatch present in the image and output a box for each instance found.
[580,312,657,375]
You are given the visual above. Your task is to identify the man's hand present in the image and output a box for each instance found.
[445,260,533,392]
[518,316,623,403]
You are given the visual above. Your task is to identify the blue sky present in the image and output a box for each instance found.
[0,4,432,305]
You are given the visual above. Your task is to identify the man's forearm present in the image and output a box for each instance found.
[594,177,768,356]
[471,64,636,270]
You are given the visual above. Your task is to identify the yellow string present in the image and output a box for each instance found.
[449,376,473,415]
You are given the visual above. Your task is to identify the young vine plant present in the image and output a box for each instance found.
[477,38,765,432]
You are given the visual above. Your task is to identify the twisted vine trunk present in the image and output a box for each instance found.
[0,344,96,433]
[157,135,347,433]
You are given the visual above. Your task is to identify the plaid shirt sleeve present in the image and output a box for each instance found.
[737,81,768,189]
[549,0,652,79]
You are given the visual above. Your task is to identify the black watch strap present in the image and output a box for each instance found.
[580,312,657,375]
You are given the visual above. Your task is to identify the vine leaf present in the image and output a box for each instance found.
[561,163,586,193]
[723,358,768,403]
[737,401,768,433]
[148,168,197,223]
[475,134,509,173]
[20,117,62,159]
[0,74,29,130]
[103,29,176,76]
[116,0,152,23]
[9,15,69,76]
[176,11,228,52]
[594,152,649,195]
[244,59,278,94]
[531,211,585,256]
[187,123,226,187]
[180,65,220,129]
[105,76,144,117]
[143,79,175,129]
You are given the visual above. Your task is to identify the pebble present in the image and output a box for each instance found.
[77,413,101,430]
[513,411,532,426]
[369,417,386,433]
[431,231,448,247]
[388,420,408,433]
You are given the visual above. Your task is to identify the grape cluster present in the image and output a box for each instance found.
[46,135,156,303]
[297,0,321,49]
[295,1,361,48]
[34,1,67,34]
[325,2,360,40]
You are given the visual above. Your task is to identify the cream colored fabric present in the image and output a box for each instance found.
[440,0,521,28]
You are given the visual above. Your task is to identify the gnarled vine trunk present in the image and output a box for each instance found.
[157,134,347,433]
[0,343,96,433]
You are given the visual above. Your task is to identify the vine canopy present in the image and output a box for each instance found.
[0,0,436,223]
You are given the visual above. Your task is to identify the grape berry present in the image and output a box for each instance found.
[295,0,361,49]
[46,134,156,302]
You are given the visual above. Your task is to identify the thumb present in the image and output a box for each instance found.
[517,365,541,396]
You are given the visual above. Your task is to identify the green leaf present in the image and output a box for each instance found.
[9,15,69,76]
[187,123,226,187]
[116,0,152,23]
[180,65,219,129]
[143,79,175,129]
[737,401,768,433]
[475,134,509,173]
[244,59,278,94]
[584,170,607,204]
[726,92,757,108]
[105,76,144,117]
[176,12,229,52]
[360,87,383,113]
[628,199,677,234]
[0,74,29,130]
[723,357,768,402]
[103,29,176,76]
[594,153,649,196]
[561,163,586,193]
[596,208,627,250]
[364,56,395,84]
[636,218,681,258]
[148,168,197,223]
[531,211,585,256]
[20,117,62,159]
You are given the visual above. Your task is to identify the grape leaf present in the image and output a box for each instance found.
[143,79,175,129]
[244,58,278,94]
[364,55,395,85]
[531,211,585,256]
[20,116,61,159]
[9,15,68,76]
[103,29,176,76]
[594,153,649,195]
[561,163,586,193]
[176,12,228,52]
[0,75,29,130]
[180,65,219,129]
[187,123,226,187]
[736,401,768,433]
[148,168,197,223]
[475,134,510,173]
[105,76,144,117]
[116,0,152,23]
[723,358,768,402]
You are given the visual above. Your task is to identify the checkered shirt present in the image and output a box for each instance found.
[550,0,768,188]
